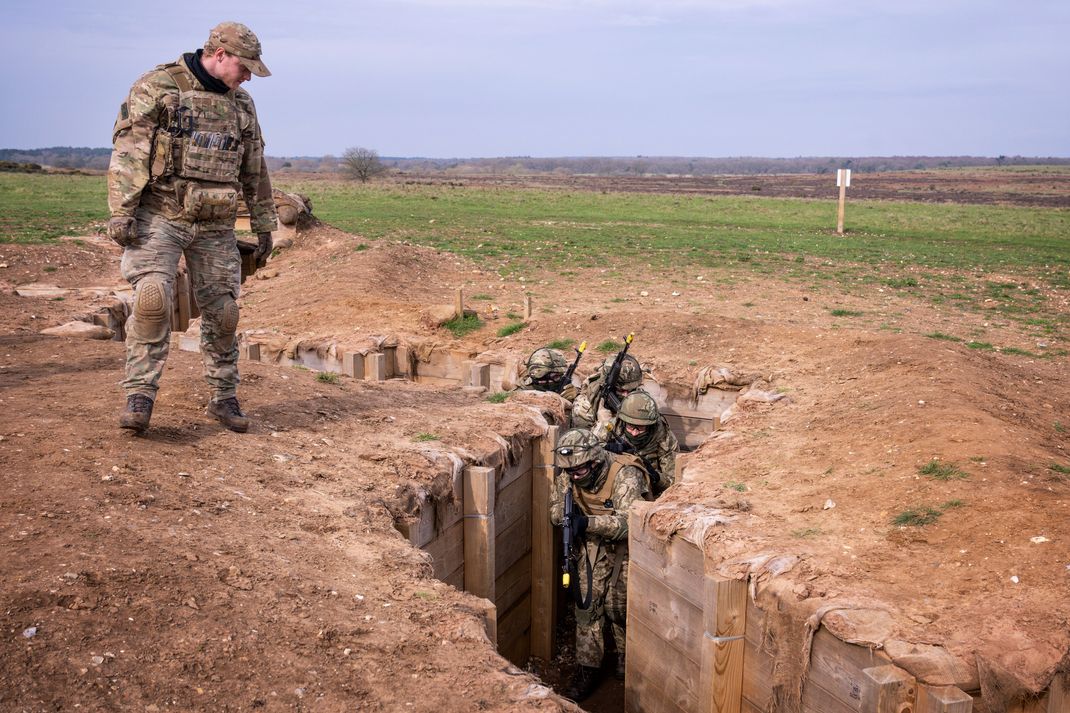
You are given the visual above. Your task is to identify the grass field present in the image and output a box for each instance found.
[2,171,1067,341]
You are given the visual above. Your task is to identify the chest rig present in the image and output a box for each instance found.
[149,62,246,224]
[572,453,647,517]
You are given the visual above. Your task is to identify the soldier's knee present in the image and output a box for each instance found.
[220,297,239,336]
[130,279,171,342]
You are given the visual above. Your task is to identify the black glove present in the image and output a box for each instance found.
[605,439,625,455]
[574,513,589,539]
[254,231,273,268]
[107,216,138,248]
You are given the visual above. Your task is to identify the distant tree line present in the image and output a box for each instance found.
[3,147,1068,176]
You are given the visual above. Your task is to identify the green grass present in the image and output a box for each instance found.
[546,338,575,350]
[471,293,494,300]
[893,506,943,526]
[966,341,995,351]
[497,321,526,337]
[443,313,483,338]
[7,172,1070,341]
[414,433,439,442]
[486,392,511,404]
[830,308,863,317]
[919,459,969,480]
[596,339,622,353]
[791,527,821,538]
[724,481,746,492]
[1050,463,1070,475]
[315,371,339,384]
[925,332,962,342]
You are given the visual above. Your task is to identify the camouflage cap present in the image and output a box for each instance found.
[205,22,271,77]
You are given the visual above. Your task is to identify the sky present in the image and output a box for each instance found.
[2,0,1068,158]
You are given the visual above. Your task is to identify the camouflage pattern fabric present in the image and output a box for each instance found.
[108,57,277,234]
[516,375,578,403]
[549,453,647,668]
[120,211,241,400]
[606,415,679,497]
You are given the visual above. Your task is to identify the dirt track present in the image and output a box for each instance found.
[2,189,1069,711]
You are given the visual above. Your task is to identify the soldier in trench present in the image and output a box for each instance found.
[550,428,650,701]
[604,390,679,499]
[107,22,277,434]
[515,347,579,401]
[570,352,644,433]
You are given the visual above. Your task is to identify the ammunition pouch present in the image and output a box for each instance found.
[181,183,239,223]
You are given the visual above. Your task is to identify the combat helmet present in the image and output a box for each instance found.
[554,428,606,487]
[525,348,568,390]
[617,391,660,447]
[600,354,643,392]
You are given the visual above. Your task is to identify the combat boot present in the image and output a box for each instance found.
[119,394,154,433]
[564,665,600,702]
[207,396,249,433]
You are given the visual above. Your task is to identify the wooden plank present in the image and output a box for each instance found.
[442,568,463,591]
[916,685,972,713]
[422,520,464,582]
[629,505,704,609]
[497,593,531,666]
[530,427,558,662]
[463,466,496,601]
[1049,673,1069,713]
[498,443,533,491]
[861,665,916,713]
[663,412,715,449]
[494,507,531,576]
[741,633,855,713]
[701,576,746,713]
[810,628,891,710]
[175,270,191,333]
[382,346,397,378]
[495,464,532,529]
[495,552,531,615]
[368,352,388,381]
[626,613,702,713]
[628,559,704,659]
[343,351,365,380]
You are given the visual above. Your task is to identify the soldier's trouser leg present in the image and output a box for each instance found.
[606,557,629,659]
[120,213,187,399]
[186,229,241,401]
[574,542,614,668]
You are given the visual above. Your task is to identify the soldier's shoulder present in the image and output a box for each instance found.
[232,87,258,112]
[130,63,181,97]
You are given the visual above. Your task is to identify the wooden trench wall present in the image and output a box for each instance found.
[625,501,1070,713]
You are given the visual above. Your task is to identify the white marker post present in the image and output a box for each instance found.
[836,168,851,235]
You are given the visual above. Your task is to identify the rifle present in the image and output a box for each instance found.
[556,341,587,393]
[561,487,593,609]
[598,333,635,415]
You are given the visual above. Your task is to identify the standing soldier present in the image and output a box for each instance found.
[516,347,578,402]
[570,353,643,432]
[550,428,649,701]
[108,22,277,434]
[606,390,679,498]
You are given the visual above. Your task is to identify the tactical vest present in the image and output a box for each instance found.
[573,453,649,517]
[149,61,245,223]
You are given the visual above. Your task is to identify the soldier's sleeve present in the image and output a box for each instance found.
[107,71,169,217]
[571,393,595,429]
[656,424,680,490]
[587,464,645,542]
[549,469,568,527]
[561,383,578,402]
[236,91,278,234]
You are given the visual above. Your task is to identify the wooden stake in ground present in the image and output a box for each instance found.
[836,168,852,235]
[455,288,464,319]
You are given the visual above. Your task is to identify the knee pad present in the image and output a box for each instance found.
[130,280,171,342]
[220,298,239,336]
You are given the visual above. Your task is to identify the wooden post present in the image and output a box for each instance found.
[463,465,496,602]
[917,685,972,713]
[836,168,851,235]
[700,575,747,713]
[343,352,365,380]
[368,352,388,381]
[175,270,191,333]
[469,363,490,390]
[530,426,559,661]
[524,296,533,320]
[861,665,916,713]
[455,288,464,319]
[240,342,261,361]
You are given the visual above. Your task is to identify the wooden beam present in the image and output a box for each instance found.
[368,352,388,381]
[530,426,558,662]
[524,296,533,319]
[455,288,464,319]
[917,685,972,713]
[700,575,747,713]
[861,665,916,713]
[343,351,365,380]
[463,465,496,602]
[1049,673,1069,713]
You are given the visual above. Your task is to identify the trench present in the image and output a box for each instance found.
[208,334,737,711]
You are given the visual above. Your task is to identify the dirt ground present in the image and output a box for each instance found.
[2,177,1068,712]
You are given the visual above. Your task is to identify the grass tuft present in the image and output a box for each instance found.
[830,308,863,317]
[919,459,969,480]
[724,481,746,492]
[1049,463,1070,475]
[414,433,440,442]
[925,332,962,342]
[443,313,483,338]
[486,392,511,404]
[546,338,575,350]
[497,322,526,338]
[596,339,622,353]
[893,506,943,526]
[315,372,339,384]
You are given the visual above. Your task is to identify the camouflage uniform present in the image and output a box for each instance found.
[109,24,277,405]
[550,447,648,669]
[606,413,679,498]
[570,353,643,433]
[516,347,578,402]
